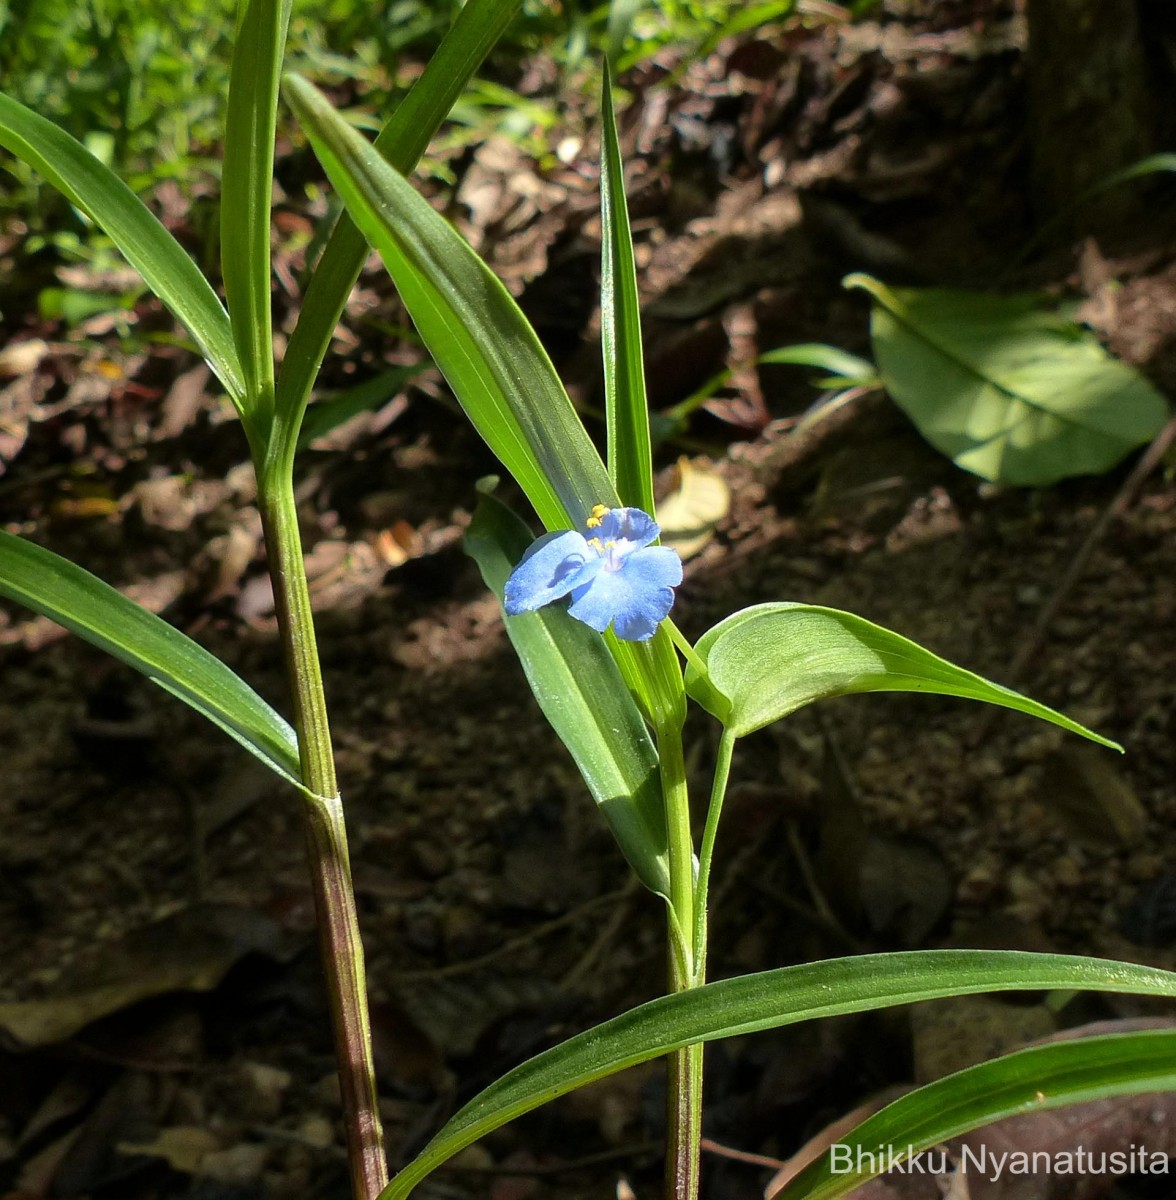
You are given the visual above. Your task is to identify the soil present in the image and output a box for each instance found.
[2,3,1176,1200]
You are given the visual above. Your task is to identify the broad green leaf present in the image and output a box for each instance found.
[464,484,669,896]
[599,65,655,514]
[0,531,301,787]
[222,0,291,427]
[781,1029,1176,1200]
[380,951,1176,1200]
[848,273,1169,486]
[283,73,686,733]
[271,0,522,473]
[0,91,244,408]
[684,602,1120,748]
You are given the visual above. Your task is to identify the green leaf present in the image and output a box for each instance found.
[781,1029,1176,1200]
[847,273,1169,486]
[271,0,522,474]
[283,73,687,735]
[0,90,244,407]
[0,531,301,787]
[758,342,880,387]
[296,364,423,449]
[380,950,1176,1200]
[599,65,654,515]
[684,602,1120,748]
[222,0,291,429]
[464,483,669,896]
[283,73,613,531]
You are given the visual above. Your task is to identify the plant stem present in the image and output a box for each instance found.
[260,481,388,1200]
[659,730,703,1200]
[693,728,736,977]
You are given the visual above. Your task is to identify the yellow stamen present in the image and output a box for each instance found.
[587,537,604,553]
[585,503,611,528]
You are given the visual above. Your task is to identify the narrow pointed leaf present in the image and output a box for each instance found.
[0,531,301,787]
[380,951,1176,1200]
[272,0,522,467]
[464,484,669,896]
[0,92,244,406]
[781,1029,1176,1200]
[599,65,655,514]
[847,273,1169,485]
[222,0,291,423]
[685,601,1120,748]
[284,73,613,531]
[758,342,880,386]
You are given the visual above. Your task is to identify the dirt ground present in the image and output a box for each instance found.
[2,3,1176,1199]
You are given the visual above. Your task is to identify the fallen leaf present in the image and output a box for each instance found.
[117,1126,221,1173]
[0,904,291,1047]
[657,458,730,558]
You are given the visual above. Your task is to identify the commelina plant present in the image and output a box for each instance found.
[2,3,1176,1200]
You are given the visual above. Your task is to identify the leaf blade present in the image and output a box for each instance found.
[847,273,1169,486]
[0,91,244,405]
[380,951,1176,1200]
[464,484,669,895]
[0,531,301,787]
[684,601,1119,747]
[222,0,291,423]
[272,0,522,465]
[780,1029,1176,1200]
[283,74,612,530]
[599,65,655,514]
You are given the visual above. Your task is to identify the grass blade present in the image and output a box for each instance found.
[599,65,654,514]
[0,531,301,787]
[380,951,1176,1200]
[222,0,292,428]
[780,1029,1176,1200]
[0,91,244,407]
[271,0,522,472]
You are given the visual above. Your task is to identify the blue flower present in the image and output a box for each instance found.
[503,505,683,641]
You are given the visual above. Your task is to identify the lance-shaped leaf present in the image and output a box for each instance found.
[599,65,654,515]
[221,0,291,425]
[780,1028,1176,1200]
[284,72,610,531]
[464,484,669,896]
[848,273,1169,486]
[684,602,1120,747]
[273,0,522,465]
[0,531,301,788]
[0,91,244,408]
[284,73,685,733]
[379,950,1176,1200]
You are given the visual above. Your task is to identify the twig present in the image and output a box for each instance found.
[561,875,642,990]
[786,822,861,953]
[391,886,632,982]
[700,1137,787,1170]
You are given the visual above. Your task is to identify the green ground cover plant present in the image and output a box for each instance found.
[1,4,1174,1200]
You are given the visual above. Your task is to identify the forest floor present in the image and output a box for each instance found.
[2,3,1176,1199]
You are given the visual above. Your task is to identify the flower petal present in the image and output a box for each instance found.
[503,530,601,615]
[595,507,660,556]
[568,545,683,640]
